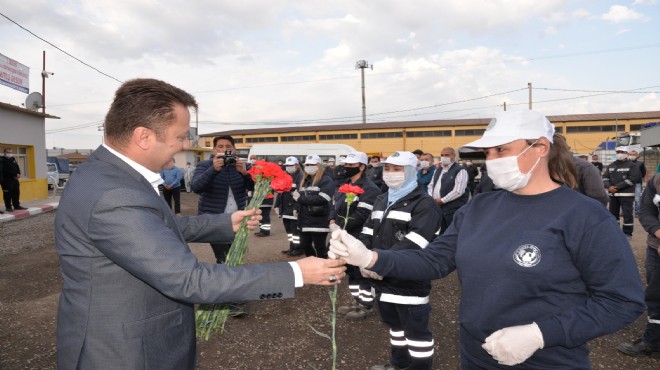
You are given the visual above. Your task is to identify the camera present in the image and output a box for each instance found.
[217,150,236,166]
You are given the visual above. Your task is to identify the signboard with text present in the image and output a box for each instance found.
[0,53,29,94]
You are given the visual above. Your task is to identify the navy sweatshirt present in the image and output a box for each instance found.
[372,185,645,369]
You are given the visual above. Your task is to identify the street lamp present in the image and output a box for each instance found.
[355,60,373,124]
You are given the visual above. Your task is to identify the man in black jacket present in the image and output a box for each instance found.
[603,146,642,239]
[1,148,27,212]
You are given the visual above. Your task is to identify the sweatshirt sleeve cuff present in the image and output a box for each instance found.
[288,262,304,287]
[535,318,563,348]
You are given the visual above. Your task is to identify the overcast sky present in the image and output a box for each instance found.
[1,0,659,149]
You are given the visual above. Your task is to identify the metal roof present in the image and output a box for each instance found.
[204,111,660,137]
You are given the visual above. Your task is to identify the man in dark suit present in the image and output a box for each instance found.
[1,148,27,211]
[55,78,345,370]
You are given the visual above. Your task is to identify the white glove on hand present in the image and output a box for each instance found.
[328,222,341,234]
[292,190,300,201]
[360,266,383,280]
[482,322,544,366]
[274,208,280,216]
[328,230,373,268]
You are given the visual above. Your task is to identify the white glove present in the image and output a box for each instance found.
[328,230,373,268]
[328,222,341,234]
[360,266,383,280]
[482,322,544,366]
[274,207,281,217]
[292,190,300,201]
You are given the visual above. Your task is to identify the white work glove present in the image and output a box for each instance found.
[360,266,383,280]
[328,222,341,234]
[482,322,544,366]
[292,190,300,201]
[328,230,373,268]
[274,207,281,217]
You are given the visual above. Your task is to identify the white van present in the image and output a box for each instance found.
[247,143,356,164]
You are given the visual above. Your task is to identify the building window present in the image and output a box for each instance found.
[319,133,358,140]
[555,127,563,134]
[565,125,616,133]
[630,124,643,131]
[205,140,211,147]
[455,129,486,136]
[246,137,278,143]
[234,138,244,144]
[406,130,452,137]
[281,135,317,142]
[360,132,403,139]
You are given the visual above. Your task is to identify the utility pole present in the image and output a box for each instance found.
[355,60,373,124]
[41,50,54,114]
[503,102,507,111]
[528,82,532,110]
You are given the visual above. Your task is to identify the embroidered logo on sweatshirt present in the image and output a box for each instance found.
[513,244,541,267]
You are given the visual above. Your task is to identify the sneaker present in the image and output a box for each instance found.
[370,363,404,370]
[14,206,27,210]
[346,306,375,321]
[337,302,359,315]
[286,250,304,257]
[616,339,660,357]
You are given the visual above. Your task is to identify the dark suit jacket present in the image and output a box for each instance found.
[55,145,295,369]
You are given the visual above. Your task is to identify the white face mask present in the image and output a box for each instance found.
[5,153,13,158]
[616,153,628,161]
[249,159,257,165]
[304,166,318,175]
[419,161,430,169]
[628,155,637,161]
[285,165,296,174]
[383,171,406,189]
[486,142,540,192]
[371,162,381,167]
[440,156,452,166]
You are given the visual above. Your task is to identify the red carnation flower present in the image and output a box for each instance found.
[338,183,365,195]
[270,173,293,193]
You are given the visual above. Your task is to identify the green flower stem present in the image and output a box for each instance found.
[196,177,273,340]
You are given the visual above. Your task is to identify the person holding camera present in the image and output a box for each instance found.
[294,154,335,258]
[191,135,254,264]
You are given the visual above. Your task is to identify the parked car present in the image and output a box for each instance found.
[46,163,59,189]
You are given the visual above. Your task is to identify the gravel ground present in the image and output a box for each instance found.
[0,192,659,369]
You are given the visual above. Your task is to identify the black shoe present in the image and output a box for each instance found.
[254,231,270,237]
[5,207,13,212]
[14,206,27,210]
[616,339,660,357]
[281,249,292,254]
[287,250,304,257]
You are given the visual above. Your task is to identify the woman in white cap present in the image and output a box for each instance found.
[340,151,441,370]
[328,151,382,320]
[294,154,336,258]
[330,110,645,369]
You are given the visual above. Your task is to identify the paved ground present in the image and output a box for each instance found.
[0,190,659,369]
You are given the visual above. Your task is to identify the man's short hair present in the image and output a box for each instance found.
[104,78,198,148]
[213,135,235,148]
[412,149,424,156]
[370,156,381,161]
[422,152,434,161]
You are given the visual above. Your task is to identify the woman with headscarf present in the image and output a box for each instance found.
[349,151,442,370]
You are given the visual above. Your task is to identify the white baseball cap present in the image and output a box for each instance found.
[304,154,322,165]
[327,157,336,163]
[383,151,418,167]
[343,151,368,165]
[284,156,299,165]
[463,110,555,148]
[338,155,347,165]
[615,146,629,153]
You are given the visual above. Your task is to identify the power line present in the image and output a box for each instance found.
[0,11,123,84]
[46,120,104,134]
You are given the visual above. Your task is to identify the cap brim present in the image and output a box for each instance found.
[462,135,522,148]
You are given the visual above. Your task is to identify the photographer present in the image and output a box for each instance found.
[191,135,254,265]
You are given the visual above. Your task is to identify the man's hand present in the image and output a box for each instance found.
[235,158,248,175]
[482,323,544,366]
[292,190,300,201]
[230,208,262,232]
[360,266,383,280]
[608,185,618,194]
[212,155,225,171]
[328,230,374,268]
[296,257,347,286]
[436,198,445,206]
